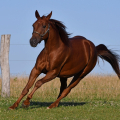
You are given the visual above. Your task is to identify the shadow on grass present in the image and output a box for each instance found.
[26,101,87,109]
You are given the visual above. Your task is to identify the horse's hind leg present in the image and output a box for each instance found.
[9,67,40,110]
[57,78,67,98]
[48,57,97,109]
[48,74,81,109]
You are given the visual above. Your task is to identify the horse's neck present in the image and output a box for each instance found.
[44,28,63,53]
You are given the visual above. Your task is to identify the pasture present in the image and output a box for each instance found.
[0,75,120,120]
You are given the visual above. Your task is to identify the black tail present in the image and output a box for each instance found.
[96,44,120,79]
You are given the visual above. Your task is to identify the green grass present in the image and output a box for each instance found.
[0,75,120,120]
[0,97,120,120]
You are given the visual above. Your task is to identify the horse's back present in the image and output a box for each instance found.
[72,35,87,39]
[69,36,96,53]
[70,36,97,62]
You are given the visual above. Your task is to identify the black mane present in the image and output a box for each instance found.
[49,19,71,45]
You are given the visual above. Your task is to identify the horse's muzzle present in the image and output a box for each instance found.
[30,38,38,47]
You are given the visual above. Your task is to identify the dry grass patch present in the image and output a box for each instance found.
[0,75,120,101]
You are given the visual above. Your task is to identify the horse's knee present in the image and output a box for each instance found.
[22,88,29,96]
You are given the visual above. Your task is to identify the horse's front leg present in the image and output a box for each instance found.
[22,70,58,107]
[9,67,41,110]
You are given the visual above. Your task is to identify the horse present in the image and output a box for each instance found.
[9,10,120,109]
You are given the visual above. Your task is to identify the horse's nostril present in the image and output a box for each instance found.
[33,41,36,44]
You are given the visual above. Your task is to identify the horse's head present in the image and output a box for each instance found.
[30,10,52,47]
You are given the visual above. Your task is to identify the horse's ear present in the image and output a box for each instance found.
[35,10,40,19]
[46,11,52,20]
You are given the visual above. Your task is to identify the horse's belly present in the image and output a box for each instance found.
[59,60,87,78]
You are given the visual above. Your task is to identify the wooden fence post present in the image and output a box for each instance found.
[0,34,11,97]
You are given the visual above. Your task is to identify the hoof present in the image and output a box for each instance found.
[48,102,59,109]
[22,101,30,108]
[8,107,14,110]
[8,104,18,110]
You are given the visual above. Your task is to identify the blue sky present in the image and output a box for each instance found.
[0,0,120,76]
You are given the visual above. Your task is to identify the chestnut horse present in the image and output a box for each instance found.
[9,10,120,109]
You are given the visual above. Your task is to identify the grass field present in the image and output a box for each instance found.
[0,75,120,120]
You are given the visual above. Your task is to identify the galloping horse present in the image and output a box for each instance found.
[9,10,120,109]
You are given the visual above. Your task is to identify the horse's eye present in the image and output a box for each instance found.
[43,25,46,28]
